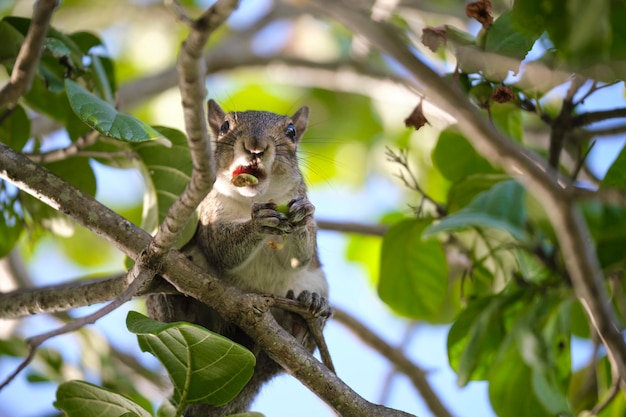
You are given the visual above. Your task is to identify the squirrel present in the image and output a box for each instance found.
[146,100,329,416]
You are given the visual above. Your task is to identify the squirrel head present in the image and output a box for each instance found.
[207,99,309,200]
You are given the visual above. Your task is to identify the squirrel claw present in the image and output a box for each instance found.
[287,289,332,319]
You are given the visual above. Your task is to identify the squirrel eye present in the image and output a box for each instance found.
[219,121,230,136]
[285,123,296,141]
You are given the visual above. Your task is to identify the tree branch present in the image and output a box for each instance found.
[0,139,412,417]
[0,0,59,109]
[572,107,626,127]
[147,0,238,254]
[317,219,388,236]
[305,0,626,383]
[333,307,455,417]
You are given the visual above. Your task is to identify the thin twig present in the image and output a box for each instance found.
[25,130,101,163]
[0,0,59,109]
[333,307,455,417]
[385,147,446,216]
[316,219,388,236]
[0,260,156,390]
[572,108,626,128]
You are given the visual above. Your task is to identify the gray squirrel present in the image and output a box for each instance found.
[147,100,329,416]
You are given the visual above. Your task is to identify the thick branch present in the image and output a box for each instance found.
[0,139,412,417]
[333,308,455,417]
[306,0,626,382]
[0,0,59,109]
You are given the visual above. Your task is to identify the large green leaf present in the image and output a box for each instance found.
[432,129,498,183]
[426,180,528,240]
[134,126,196,245]
[126,311,255,408]
[378,218,448,320]
[54,380,151,417]
[65,79,165,143]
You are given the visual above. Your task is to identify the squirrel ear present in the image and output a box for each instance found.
[291,106,309,143]
[207,99,226,138]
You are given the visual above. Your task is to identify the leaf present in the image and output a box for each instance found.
[426,180,527,240]
[512,295,572,415]
[432,128,499,183]
[0,18,23,64]
[54,380,151,417]
[446,174,508,213]
[448,291,524,385]
[378,219,448,320]
[0,185,22,258]
[134,126,196,246]
[582,202,626,269]
[346,234,382,285]
[126,311,255,408]
[65,79,166,143]
[488,344,553,417]
[484,11,540,73]
[601,144,626,188]
[0,104,30,151]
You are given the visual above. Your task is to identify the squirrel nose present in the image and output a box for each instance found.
[244,138,268,157]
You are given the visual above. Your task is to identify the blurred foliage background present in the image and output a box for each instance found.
[2,0,626,416]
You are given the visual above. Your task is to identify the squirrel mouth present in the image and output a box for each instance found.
[231,165,266,187]
[232,165,264,178]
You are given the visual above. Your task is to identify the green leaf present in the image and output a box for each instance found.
[0,18,23,64]
[126,311,255,408]
[346,234,382,285]
[134,126,196,245]
[0,185,22,258]
[0,0,16,18]
[65,79,166,143]
[488,344,553,417]
[432,129,498,183]
[378,218,448,320]
[512,295,572,415]
[582,202,626,269]
[45,156,97,197]
[448,291,524,385]
[601,144,626,188]
[0,104,30,151]
[426,180,527,239]
[484,11,539,71]
[54,380,151,417]
[490,103,523,142]
[446,174,509,213]
[0,336,29,357]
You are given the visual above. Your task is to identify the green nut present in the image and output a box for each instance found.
[231,173,259,187]
[276,203,289,214]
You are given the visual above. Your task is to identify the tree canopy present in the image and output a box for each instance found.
[2,0,626,416]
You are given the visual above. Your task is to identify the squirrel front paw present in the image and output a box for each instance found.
[286,289,332,319]
[251,195,314,235]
